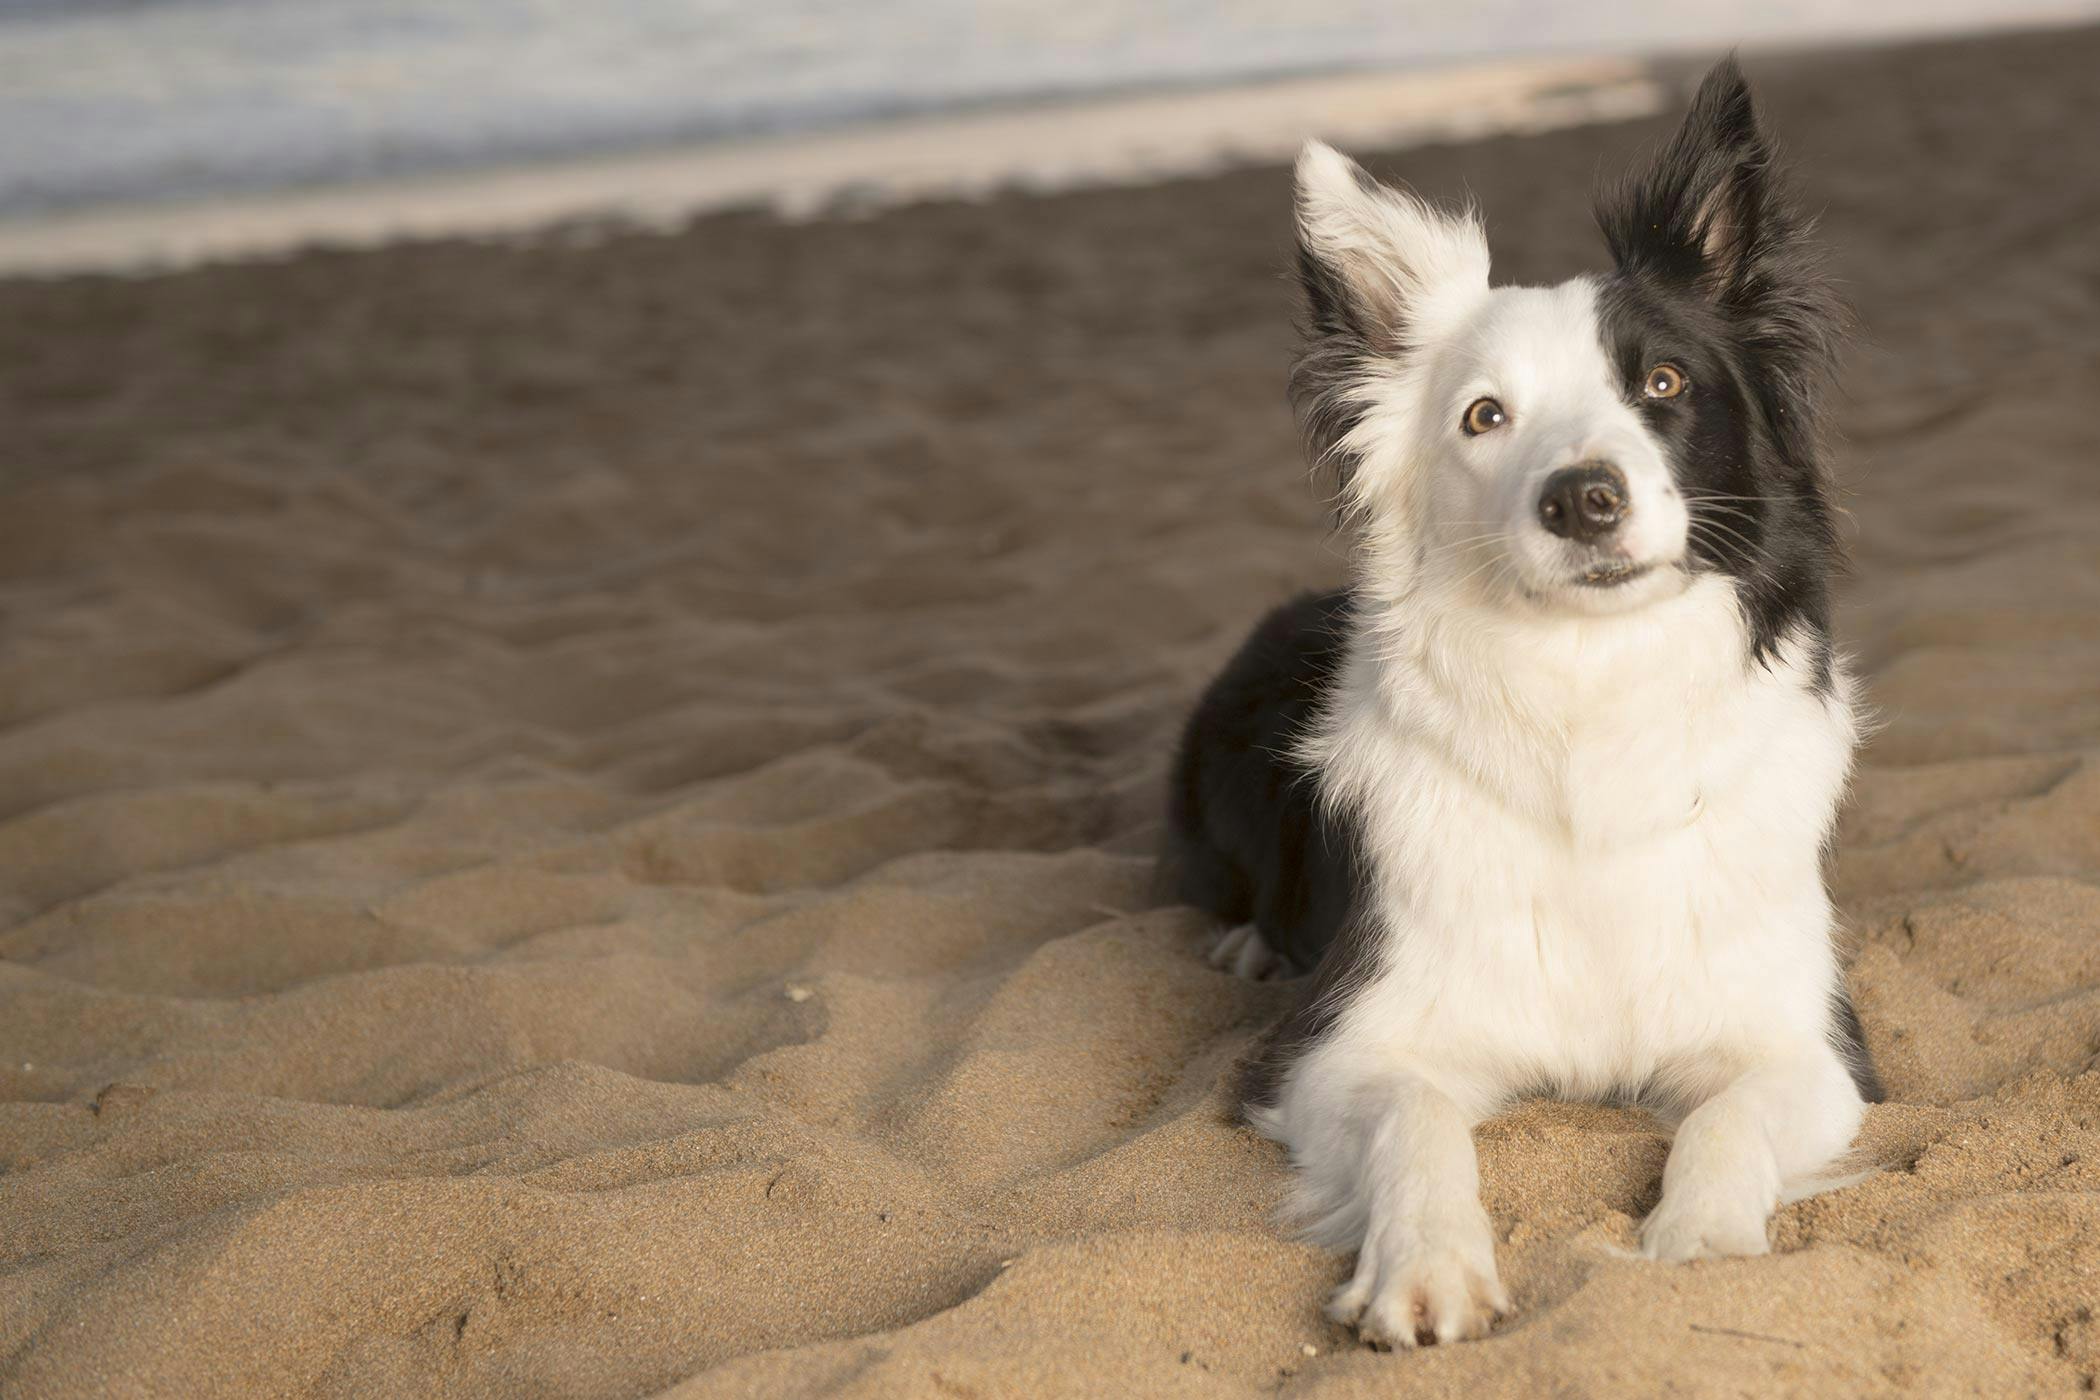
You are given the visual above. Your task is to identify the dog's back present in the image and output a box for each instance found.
[1167,589,1357,976]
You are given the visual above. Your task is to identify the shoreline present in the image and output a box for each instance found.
[6,6,2094,283]
[0,54,1668,278]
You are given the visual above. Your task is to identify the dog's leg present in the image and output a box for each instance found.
[1323,1072,1507,1346]
[1641,1047,1864,1260]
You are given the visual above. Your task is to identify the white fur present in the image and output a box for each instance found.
[1255,143,1867,1346]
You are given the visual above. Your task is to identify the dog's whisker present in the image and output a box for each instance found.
[1686,516,1765,555]
[1444,549,1518,596]
[1421,531,1514,562]
[1687,500,1766,526]
[1686,500,1763,522]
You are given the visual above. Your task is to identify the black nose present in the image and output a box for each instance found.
[1537,463,1629,542]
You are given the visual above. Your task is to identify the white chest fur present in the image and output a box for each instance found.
[1296,575,1858,1117]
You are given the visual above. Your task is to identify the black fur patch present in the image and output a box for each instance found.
[1288,246,1378,498]
[1234,902,1383,1114]
[1593,58,1848,677]
[1167,590,1360,968]
[1832,987,1886,1104]
[1164,590,1378,1114]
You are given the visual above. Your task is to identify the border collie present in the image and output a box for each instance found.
[1167,59,1881,1348]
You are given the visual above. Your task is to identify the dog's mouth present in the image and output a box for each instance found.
[1572,559,1653,588]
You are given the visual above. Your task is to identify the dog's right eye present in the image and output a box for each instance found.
[1462,398,1508,436]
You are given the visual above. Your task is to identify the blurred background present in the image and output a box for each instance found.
[4,0,2097,272]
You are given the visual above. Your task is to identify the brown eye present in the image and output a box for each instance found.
[1644,364,1687,399]
[1463,397,1508,436]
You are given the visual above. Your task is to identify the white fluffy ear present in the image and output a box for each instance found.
[1295,140,1489,349]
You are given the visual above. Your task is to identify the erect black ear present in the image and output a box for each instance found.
[1600,58,1793,301]
[1598,58,1844,400]
[1595,57,1780,295]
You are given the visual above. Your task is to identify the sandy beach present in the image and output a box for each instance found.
[3,23,2098,1399]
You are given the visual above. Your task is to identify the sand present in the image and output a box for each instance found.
[2,25,2097,1399]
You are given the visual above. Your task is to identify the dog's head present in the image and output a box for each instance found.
[1294,59,1844,643]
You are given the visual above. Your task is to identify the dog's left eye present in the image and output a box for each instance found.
[1644,364,1687,399]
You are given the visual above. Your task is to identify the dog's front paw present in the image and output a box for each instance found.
[1328,1219,1509,1348]
[1640,1182,1772,1261]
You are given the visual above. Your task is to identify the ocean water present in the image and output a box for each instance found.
[1,0,2095,215]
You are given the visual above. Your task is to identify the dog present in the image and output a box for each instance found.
[1166,58,1881,1348]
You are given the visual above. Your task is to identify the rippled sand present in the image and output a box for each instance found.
[3,26,2097,1398]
